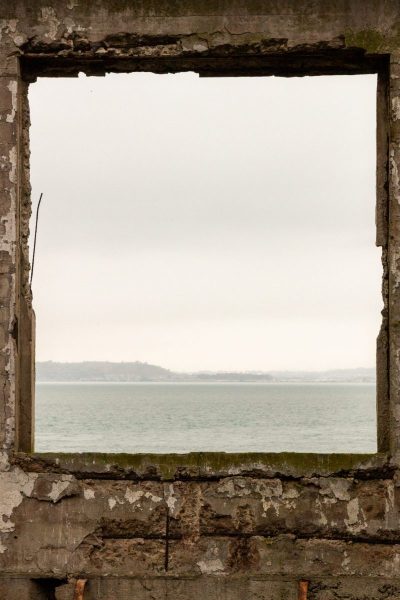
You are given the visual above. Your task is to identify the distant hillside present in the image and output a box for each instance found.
[36,362,375,383]
[268,368,375,383]
[36,361,175,382]
[191,371,273,382]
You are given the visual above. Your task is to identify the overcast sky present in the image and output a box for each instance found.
[29,72,379,372]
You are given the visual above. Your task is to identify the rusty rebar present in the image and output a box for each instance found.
[30,192,43,286]
[298,580,309,600]
[73,579,87,600]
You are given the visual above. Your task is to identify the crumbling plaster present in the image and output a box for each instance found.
[1,1,400,598]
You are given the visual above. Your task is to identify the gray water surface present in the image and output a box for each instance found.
[35,382,376,453]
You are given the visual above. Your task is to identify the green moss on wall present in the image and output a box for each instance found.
[30,451,384,479]
[345,28,400,53]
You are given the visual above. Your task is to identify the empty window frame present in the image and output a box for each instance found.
[26,70,383,454]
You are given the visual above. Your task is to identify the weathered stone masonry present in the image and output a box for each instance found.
[1,1,400,598]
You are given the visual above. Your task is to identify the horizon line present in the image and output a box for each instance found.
[35,360,375,373]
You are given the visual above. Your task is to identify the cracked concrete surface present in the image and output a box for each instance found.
[0,0,400,597]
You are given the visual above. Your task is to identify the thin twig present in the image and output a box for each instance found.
[30,192,43,286]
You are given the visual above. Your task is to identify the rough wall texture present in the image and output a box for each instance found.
[0,1,400,598]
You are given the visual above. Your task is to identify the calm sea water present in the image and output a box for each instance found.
[35,382,376,454]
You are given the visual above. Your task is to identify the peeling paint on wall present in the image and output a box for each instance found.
[47,476,77,502]
[0,469,37,552]
[6,81,17,124]
[83,487,95,500]
[39,7,61,41]
[392,96,400,121]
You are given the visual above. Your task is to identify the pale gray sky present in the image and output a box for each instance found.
[29,72,379,372]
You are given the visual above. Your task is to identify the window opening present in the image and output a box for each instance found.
[29,72,379,453]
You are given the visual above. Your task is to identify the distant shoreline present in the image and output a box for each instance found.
[36,380,376,385]
[36,361,376,384]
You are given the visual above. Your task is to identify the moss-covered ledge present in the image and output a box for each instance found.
[12,451,391,481]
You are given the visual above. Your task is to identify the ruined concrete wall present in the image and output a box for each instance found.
[1,1,400,598]
[0,453,400,599]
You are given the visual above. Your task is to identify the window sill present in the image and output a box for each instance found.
[13,451,390,480]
